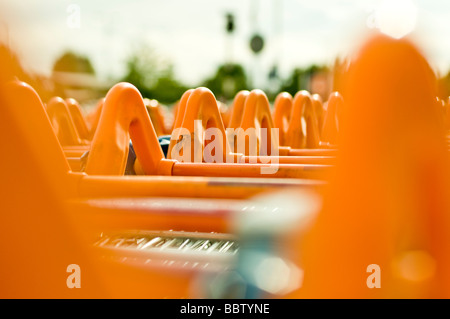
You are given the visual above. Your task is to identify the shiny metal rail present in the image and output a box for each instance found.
[94,230,239,273]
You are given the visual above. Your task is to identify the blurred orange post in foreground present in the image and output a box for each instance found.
[298,34,450,298]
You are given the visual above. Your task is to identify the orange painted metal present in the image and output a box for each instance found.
[242,155,334,165]
[282,147,337,156]
[172,162,328,179]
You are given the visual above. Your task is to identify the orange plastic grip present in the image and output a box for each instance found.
[273,92,293,147]
[312,94,325,136]
[85,82,171,176]
[46,96,85,146]
[66,98,90,141]
[321,92,344,145]
[276,91,323,149]
[285,91,310,148]
[176,87,231,163]
[239,89,279,156]
[144,98,168,136]
[228,90,250,129]
[84,98,104,139]
[2,81,72,193]
[167,89,193,159]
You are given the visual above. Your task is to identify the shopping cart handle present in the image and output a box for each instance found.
[239,89,279,156]
[85,82,168,176]
[273,92,293,146]
[228,90,250,130]
[321,92,344,145]
[46,96,85,146]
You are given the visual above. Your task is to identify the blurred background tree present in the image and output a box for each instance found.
[280,65,328,97]
[48,45,336,106]
[51,50,105,101]
[53,51,95,74]
[150,65,189,104]
[120,45,187,104]
[202,63,248,102]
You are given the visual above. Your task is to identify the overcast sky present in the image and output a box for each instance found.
[1,0,450,88]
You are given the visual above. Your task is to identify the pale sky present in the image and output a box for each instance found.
[1,0,450,89]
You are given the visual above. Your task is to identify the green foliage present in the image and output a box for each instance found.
[150,67,189,104]
[120,45,187,103]
[118,44,331,104]
[52,51,95,74]
[280,65,328,96]
[202,63,248,102]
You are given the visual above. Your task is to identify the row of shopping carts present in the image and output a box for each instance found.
[0,34,449,298]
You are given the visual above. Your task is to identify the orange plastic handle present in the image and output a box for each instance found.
[167,89,194,159]
[66,98,90,141]
[170,100,180,132]
[239,89,279,156]
[304,94,321,149]
[84,98,104,139]
[82,84,332,178]
[144,98,167,136]
[321,91,344,145]
[85,82,173,176]
[273,92,293,147]
[2,80,326,298]
[312,94,325,136]
[285,91,310,148]
[170,88,335,168]
[176,87,231,163]
[218,100,230,128]
[227,90,250,153]
[228,90,250,129]
[288,90,321,149]
[2,81,72,188]
[46,96,85,146]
